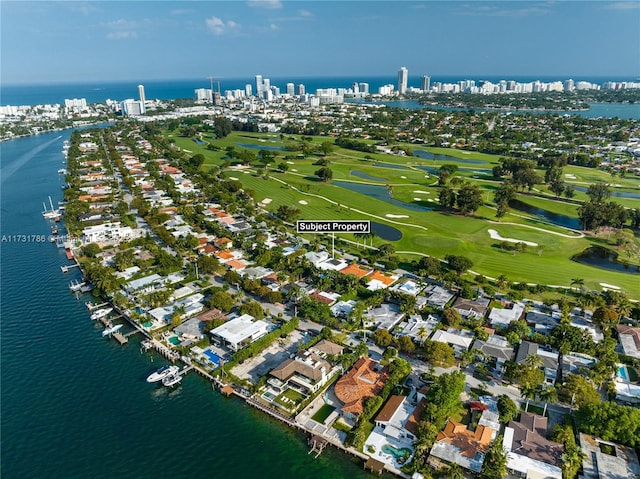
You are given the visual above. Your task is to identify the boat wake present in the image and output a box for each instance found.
[1,136,62,184]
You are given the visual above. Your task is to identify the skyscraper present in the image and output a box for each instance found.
[138,84,146,104]
[420,75,431,92]
[255,75,263,97]
[286,83,295,96]
[297,84,305,95]
[398,67,408,94]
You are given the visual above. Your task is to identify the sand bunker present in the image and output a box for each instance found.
[261,198,273,205]
[298,200,308,205]
[414,197,423,201]
[386,214,409,218]
[287,161,295,164]
[565,174,576,179]
[599,282,620,290]
[228,177,239,181]
[401,176,407,179]
[291,169,298,172]
[413,190,430,195]
[488,229,538,247]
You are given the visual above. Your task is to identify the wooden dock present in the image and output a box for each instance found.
[112,332,127,345]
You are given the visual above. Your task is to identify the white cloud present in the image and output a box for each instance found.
[106,19,137,29]
[456,3,550,17]
[298,9,313,17]
[248,0,283,9]
[206,16,240,36]
[107,31,137,40]
[270,23,279,30]
[604,2,640,10]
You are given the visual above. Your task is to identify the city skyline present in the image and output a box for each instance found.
[1,1,640,85]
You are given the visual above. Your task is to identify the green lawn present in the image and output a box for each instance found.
[311,404,336,423]
[166,130,640,297]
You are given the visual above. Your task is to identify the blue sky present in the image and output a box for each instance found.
[2,1,639,84]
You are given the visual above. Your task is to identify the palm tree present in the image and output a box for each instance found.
[539,385,558,416]
[445,463,464,479]
[570,277,585,292]
[615,297,632,319]
[520,384,538,412]
[496,274,509,290]
[417,326,429,345]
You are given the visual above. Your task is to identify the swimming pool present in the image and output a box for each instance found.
[168,336,181,346]
[382,444,411,460]
[203,349,222,366]
[618,365,629,382]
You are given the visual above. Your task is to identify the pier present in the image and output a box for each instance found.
[61,263,80,273]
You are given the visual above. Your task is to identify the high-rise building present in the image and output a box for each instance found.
[398,67,408,94]
[564,79,575,91]
[286,83,295,96]
[138,84,146,104]
[420,75,431,92]
[359,83,369,94]
[121,99,145,116]
[255,75,263,96]
[245,84,252,97]
[194,88,213,102]
[297,84,305,95]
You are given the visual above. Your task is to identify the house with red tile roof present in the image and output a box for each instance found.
[430,420,494,473]
[339,263,373,279]
[334,357,388,419]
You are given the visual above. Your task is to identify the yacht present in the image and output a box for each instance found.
[90,307,113,320]
[146,365,180,383]
[102,324,122,337]
[162,373,182,387]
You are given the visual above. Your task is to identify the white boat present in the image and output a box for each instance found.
[162,373,182,387]
[102,324,123,337]
[42,196,61,220]
[146,365,180,383]
[90,307,113,320]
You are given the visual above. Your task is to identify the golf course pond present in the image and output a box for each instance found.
[510,199,582,230]
[572,246,640,274]
[370,221,403,241]
[333,181,432,212]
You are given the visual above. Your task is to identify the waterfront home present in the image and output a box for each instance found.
[209,314,270,352]
[503,412,564,479]
[515,341,559,385]
[616,324,640,359]
[268,349,335,395]
[82,222,142,245]
[430,420,494,473]
[579,433,640,479]
[334,357,389,420]
[364,395,418,469]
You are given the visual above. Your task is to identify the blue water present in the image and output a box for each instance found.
[413,150,487,164]
[333,181,431,212]
[235,142,286,151]
[573,185,640,199]
[510,199,582,230]
[349,99,640,120]
[350,170,387,181]
[373,162,410,170]
[0,129,378,479]
[203,349,222,366]
[618,365,629,381]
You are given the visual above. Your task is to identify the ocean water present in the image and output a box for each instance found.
[0,129,381,479]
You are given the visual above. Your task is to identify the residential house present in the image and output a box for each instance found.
[430,420,494,473]
[431,328,475,356]
[488,303,525,329]
[209,314,270,352]
[617,324,640,359]
[330,300,358,319]
[515,341,559,385]
[471,334,515,374]
[309,339,344,358]
[398,314,439,344]
[366,270,400,291]
[579,433,640,479]
[503,412,564,479]
[423,284,455,310]
[269,350,335,395]
[365,302,405,331]
[334,357,389,419]
[452,297,490,320]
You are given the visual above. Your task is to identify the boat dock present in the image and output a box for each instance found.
[61,263,80,273]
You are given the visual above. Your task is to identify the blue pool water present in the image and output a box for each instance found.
[381,444,411,459]
[203,349,222,366]
[618,365,629,381]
